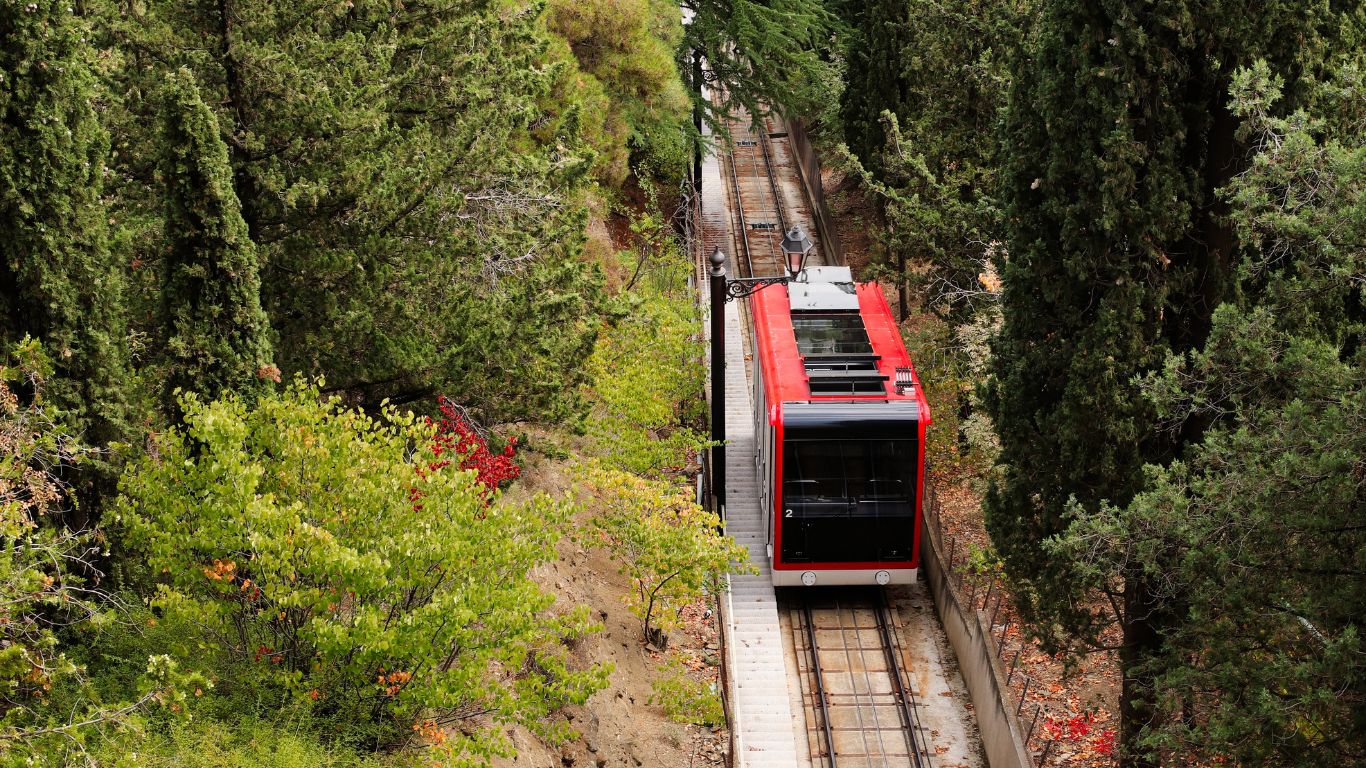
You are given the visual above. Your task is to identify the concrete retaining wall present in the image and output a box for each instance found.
[785,120,845,266]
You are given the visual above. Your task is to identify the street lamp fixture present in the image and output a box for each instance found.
[780,226,814,278]
[708,226,815,509]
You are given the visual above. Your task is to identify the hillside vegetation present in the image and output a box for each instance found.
[0,0,832,763]
[6,0,1360,764]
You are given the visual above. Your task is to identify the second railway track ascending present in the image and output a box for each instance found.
[791,588,934,768]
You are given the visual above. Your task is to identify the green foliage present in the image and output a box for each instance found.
[97,0,605,423]
[1221,59,1366,347]
[838,112,1003,320]
[649,653,723,727]
[438,257,604,424]
[0,341,199,766]
[95,717,394,768]
[985,4,1355,761]
[1057,320,1364,766]
[0,340,97,753]
[158,67,275,412]
[583,228,709,476]
[0,0,132,471]
[986,0,1345,640]
[682,0,842,131]
[836,0,1026,316]
[580,464,749,646]
[840,0,1024,178]
[901,317,972,474]
[544,0,692,185]
[1051,62,1365,767]
[834,0,1018,488]
[115,382,608,761]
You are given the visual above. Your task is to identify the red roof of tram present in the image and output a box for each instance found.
[749,281,931,424]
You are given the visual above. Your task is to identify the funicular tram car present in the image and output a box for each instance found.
[750,266,931,586]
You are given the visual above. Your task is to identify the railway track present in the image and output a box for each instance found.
[722,108,825,279]
[718,107,943,767]
[789,588,934,768]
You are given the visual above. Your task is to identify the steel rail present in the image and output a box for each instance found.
[802,595,839,767]
[724,109,787,280]
[836,590,889,763]
[747,118,786,275]
[793,590,934,768]
[875,589,930,768]
[756,117,788,235]
[739,119,770,278]
[724,119,755,279]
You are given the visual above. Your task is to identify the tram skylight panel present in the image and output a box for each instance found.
[791,313,874,356]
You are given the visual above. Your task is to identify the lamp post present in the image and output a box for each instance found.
[709,226,814,511]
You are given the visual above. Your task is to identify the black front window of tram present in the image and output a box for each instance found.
[780,439,917,563]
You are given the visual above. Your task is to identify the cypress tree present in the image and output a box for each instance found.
[0,0,131,511]
[838,0,910,173]
[986,2,1347,764]
[1053,60,1366,767]
[158,68,274,411]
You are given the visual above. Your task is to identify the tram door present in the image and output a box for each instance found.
[752,359,775,560]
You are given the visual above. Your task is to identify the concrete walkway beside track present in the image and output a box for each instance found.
[700,108,803,767]
[718,290,803,767]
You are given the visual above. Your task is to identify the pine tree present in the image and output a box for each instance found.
[158,68,274,412]
[682,0,839,129]
[986,2,1349,764]
[0,0,131,456]
[98,0,604,422]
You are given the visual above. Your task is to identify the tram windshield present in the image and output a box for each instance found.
[780,439,918,563]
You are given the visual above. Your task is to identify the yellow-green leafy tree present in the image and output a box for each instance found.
[116,382,608,763]
[581,464,749,648]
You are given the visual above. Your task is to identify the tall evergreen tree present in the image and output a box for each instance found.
[0,0,131,455]
[158,68,274,412]
[837,0,1029,318]
[1054,60,1365,767]
[838,0,911,173]
[986,2,1349,764]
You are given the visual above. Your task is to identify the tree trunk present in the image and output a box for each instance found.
[1119,575,1163,768]
[897,250,909,322]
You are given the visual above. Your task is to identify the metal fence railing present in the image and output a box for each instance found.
[922,480,1095,767]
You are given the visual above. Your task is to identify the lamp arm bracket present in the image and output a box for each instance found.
[723,275,791,301]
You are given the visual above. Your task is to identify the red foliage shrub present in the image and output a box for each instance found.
[424,396,521,502]
[1042,712,1115,758]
